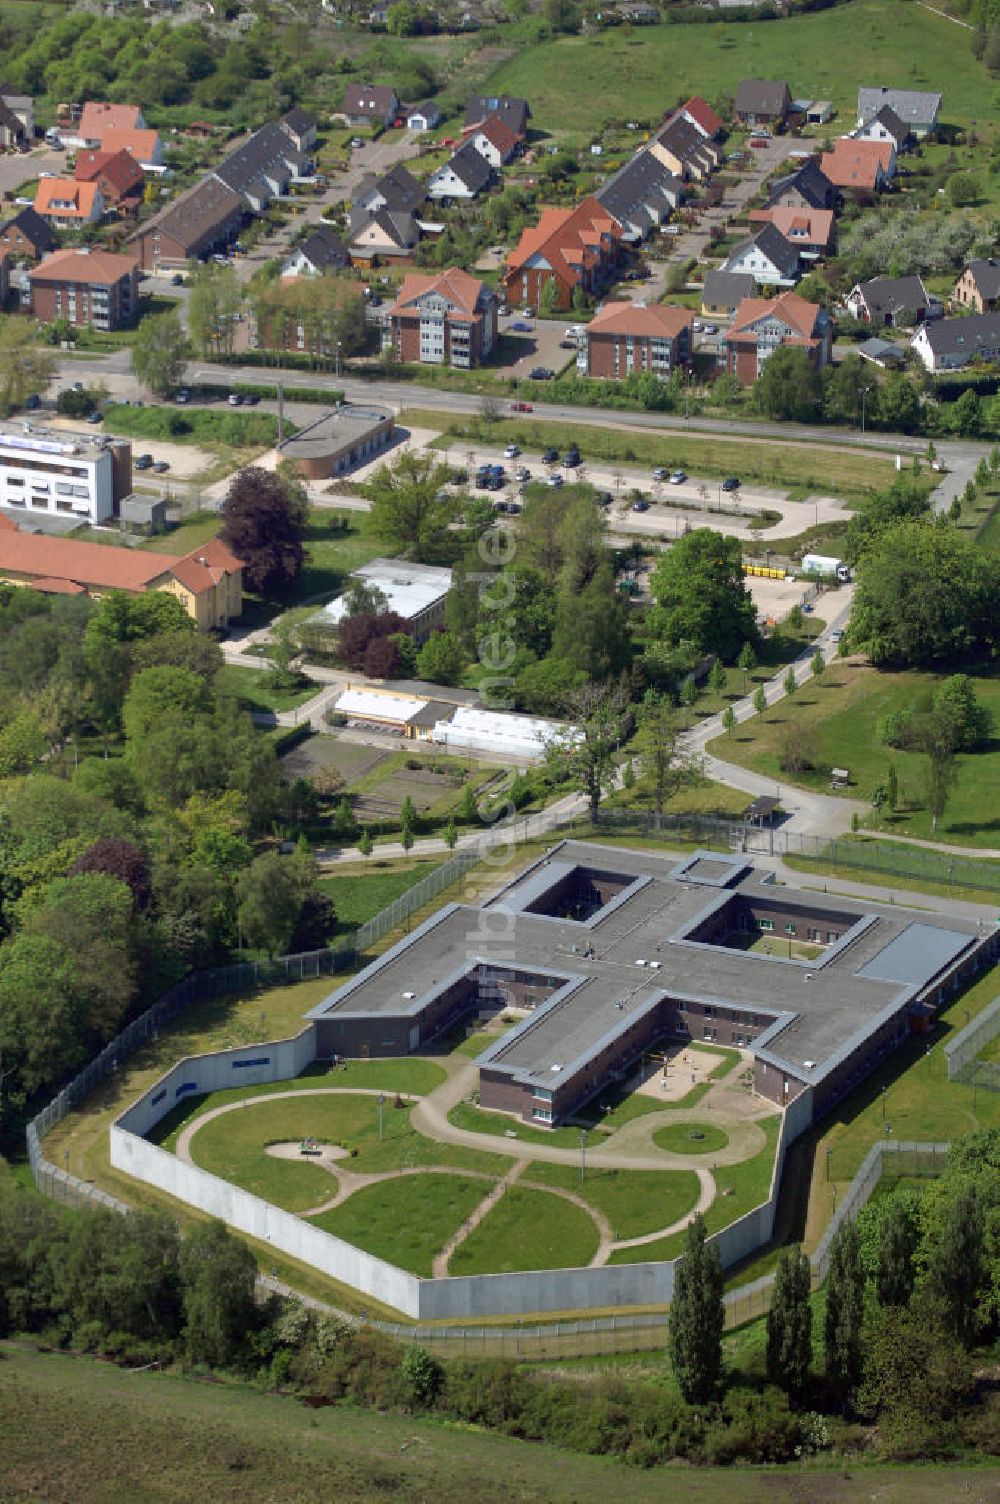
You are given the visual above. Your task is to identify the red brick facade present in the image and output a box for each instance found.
[387,268,497,368]
[28,250,140,330]
[585,301,693,380]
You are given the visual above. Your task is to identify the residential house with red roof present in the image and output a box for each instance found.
[75,148,145,215]
[747,204,835,260]
[28,247,141,330]
[34,178,104,227]
[387,269,497,367]
[677,96,724,140]
[469,113,520,168]
[503,197,623,313]
[819,137,895,198]
[0,527,243,630]
[583,301,693,380]
[724,290,833,385]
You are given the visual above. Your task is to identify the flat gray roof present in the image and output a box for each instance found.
[309,841,985,1087]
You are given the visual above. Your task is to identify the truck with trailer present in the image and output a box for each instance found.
[801,553,851,583]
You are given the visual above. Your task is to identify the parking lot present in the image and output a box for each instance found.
[492,312,579,382]
[0,142,68,199]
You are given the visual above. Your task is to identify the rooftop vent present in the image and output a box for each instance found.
[803,1059,816,1070]
[402,990,415,999]
[635,958,647,967]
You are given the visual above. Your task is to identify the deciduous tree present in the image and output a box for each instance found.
[650,529,757,660]
[219,466,308,593]
[367,451,458,562]
[824,1219,864,1407]
[131,307,190,396]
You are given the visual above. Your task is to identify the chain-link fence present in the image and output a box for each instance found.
[354,849,479,950]
[946,995,1000,1082]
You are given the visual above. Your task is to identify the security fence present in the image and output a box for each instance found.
[812,1141,949,1285]
[945,994,1000,1085]
[353,849,479,950]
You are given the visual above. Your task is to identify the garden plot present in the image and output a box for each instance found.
[279,736,390,786]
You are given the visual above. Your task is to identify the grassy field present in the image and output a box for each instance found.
[609,1116,782,1265]
[216,663,320,715]
[708,660,1000,846]
[652,1123,731,1156]
[7,1347,997,1504]
[139,509,221,556]
[526,1163,701,1241]
[450,1184,601,1273]
[311,1172,491,1276]
[483,0,990,134]
[448,1099,605,1149]
[416,410,900,500]
[318,859,443,931]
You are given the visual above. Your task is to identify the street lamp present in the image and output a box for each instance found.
[579,1128,587,1184]
[335,341,342,380]
[377,1091,386,1142]
[860,386,873,435]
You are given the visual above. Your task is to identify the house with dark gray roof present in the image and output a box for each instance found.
[734,78,792,127]
[857,86,940,138]
[353,163,425,217]
[649,113,720,181]
[213,121,309,212]
[348,204,422,261]
[282,223,350,278]
[853,103,908,153]
[427,139,493,200]
[464,94,530,140]
[846,274,934,326]
[281,107,317,152]
[342,82,400,127]
[0,205,58,261]
[722,223,801,288]
[595,150,683,242]
[765,159,836,211]
[912,311,1000,371]
[128,176,245,272]
[701,269,756,316]
[954,258,1000,315]
[407,101,441,132]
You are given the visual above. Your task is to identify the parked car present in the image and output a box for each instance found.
[510,319,532,332]
[595,491,613,507]
[86,411,103,424]
[652,466,669,481]
[692,320,704,331]
[632,498,650,512]
[152,460,169,473]
[562,449,581,467]
[704,323,718,335]
[243,394,260,406]
[174,388,191,404]
[495,500,521,514]
[547,472,564,488]
[721,475,741,492]
[510,400,533,413]
[169,272,184,286]
[542,447,559,464]
[134,454,153,470]
[503,442,520,458]
[559,338,577,349]
[530,366,553,380]
[514,466,531,483]
[228,393,242,406]
[669,470,686,485]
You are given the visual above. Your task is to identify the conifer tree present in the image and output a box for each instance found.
[766,1244,812,1400]
[824,1220,864,1406]
[668,1214,724,1403]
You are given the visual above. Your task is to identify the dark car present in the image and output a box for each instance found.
[134,454,153,471]
[632,498,650,512]
[169,272,184,286]
[595,491,613,507]
[243,394,260,406]
[542,447,559,464]
[174,387,191,404]
[152,460,169,473]
[721,475,741,492]
[529,366,553,380]
[86,410,103,424]
[562,449,581,467]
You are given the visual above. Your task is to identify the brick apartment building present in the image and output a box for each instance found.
[584,300,693,379]
[503,197,622,313]
[387,268,497,367]
[724,289,832,385]
[28,248,141,330]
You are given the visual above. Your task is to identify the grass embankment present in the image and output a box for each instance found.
[104,404,282,448]
[447,1100,605,1149]
[450,1184,600,1274]
[484,0,992,133]
[415,409,898,501]
[708,660,1000,848]
[216,664,320,715]
[609,1116,782,1266]
[10,1345,995,1504]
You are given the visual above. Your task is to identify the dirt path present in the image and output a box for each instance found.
[434,1160,528,1277]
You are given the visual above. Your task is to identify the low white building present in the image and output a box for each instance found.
[432,706,578,763]
[317,558,453,642]
[0,424,129,525]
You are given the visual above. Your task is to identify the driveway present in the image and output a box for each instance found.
[0,142,66,199]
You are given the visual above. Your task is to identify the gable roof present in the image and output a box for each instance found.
[475,112,520,158]
[765,157,835,210]
[78,101,143,139]
[214,121,306,198]
[464,94,530,137]
[391,267,490,318]
[961,258,1000,302]
[748,204,834,246]
[291,223,349,272]
[679,95,723,138]
[435,139,492,192]
[734,78,791,117]
[852,274,930,319]
[916,311,1000,358]
[857,103,908,145]
[725,221,800,278]
[342,82,399,117]
[355,162,424,213]
[74,147,144,197]
[587,300,693,339]
[0,97,23,139]
[701,269,757,307]
[98,127,160,165]
[408,100,441,125]
[653,113,718,175]
[28,247,139,285]
[129,176,243,256]
[729,289,826,342]
[506,197,621,290]
[857,86,940,129]
[282,106,315,136]
[0,205,58,253]
[595,149,682,234]
[820,137,893,189]
[0,528,242,596]
[348,204,420,249]
[34,177,101,220]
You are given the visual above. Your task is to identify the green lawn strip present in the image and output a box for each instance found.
[607,1115,781,1265]
[411,408,898,499]
[104,403,282,448]
[610,778,751,820]
[484,0,992,132]
[449,1184,600,1274]
[574,1053,737,1130]
[448,1099,604,1149]
[215,664,320,715]
[524,1162,701,1241]
[451,1028,502,1059]
[139,511,222,556]
[783,851,1000,907]
[309,1172,489,1276]
[707,661,1000,847]
[652,1123,730,1156]
[317,860,443,931]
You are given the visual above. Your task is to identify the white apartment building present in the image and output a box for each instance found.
[0,425,130,525]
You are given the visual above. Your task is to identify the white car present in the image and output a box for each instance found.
[547,472,564,488]
[503,442,520,458]
[669,470,687,485]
